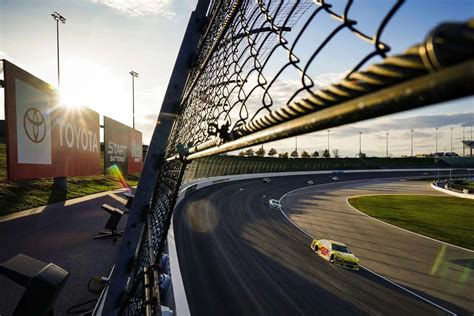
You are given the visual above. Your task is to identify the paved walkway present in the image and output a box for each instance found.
[0,189,131,315]
[282,179,474,314]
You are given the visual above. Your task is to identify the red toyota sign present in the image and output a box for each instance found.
[3,59,101,180]
[128,128,143,174]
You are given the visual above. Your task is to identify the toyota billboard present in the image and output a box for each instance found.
[3,59,101,180]
[104,116,142,175]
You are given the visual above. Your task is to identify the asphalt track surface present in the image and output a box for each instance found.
[281,179,473,314]
[174,170,471,316]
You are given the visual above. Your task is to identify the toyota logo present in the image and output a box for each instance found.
[24,108,47,143]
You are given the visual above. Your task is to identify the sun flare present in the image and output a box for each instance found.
[59,58,128,116]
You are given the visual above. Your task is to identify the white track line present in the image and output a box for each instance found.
[277,176,458,316]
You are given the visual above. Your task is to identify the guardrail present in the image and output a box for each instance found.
[431,180,474,199]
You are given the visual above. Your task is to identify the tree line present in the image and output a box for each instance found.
[237,148,340,158]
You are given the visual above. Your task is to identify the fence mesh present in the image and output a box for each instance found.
[171,0,407,152]
[115,1,473,314]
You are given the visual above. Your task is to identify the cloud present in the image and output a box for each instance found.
[90,0,175,18]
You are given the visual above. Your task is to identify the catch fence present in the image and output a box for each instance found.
[102,1,474,314]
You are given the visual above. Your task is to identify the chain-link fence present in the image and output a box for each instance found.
[103,1,474,314]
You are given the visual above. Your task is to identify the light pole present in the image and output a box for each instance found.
[359,131,362,157]
[450,127,454,153]
[386,132,389,158]
[51,12,67,190]
[463,126,465,157]
[327,130,330,153]
[51,12,66,86]
[295,136,298,152]
[411,129,414,156]
[435,127,438,153]
[130,71,139,129]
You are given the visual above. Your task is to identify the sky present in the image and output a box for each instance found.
[1,0,473,157]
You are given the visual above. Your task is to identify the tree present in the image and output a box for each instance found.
[322,149,331,158]
[238,151,246,157]
[282,152,289,159]
[332,149,339,158]
[255,146,265,157]
[290,150,299,158]
[311,151,319,158]
[301,151,310,158]
[268,148,277,157]
[244,148,254,157]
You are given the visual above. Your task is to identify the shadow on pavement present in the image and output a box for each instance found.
[0,192,128,315]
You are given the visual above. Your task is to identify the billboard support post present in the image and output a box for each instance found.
[53,177,67,190]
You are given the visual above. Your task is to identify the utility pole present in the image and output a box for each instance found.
[411,129,414,156]
[435,127,438,153]
[130,71,139,129]
[359,131,362,157]
[386,132,389,158]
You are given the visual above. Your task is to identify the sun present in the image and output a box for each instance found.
[58,57,127,115]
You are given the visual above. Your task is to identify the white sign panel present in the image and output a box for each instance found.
[15,79,52,164]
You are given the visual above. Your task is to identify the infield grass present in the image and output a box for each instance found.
[0,142,139,216]
[348,195,474,250]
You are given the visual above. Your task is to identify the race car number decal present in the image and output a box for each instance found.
[320,246,329,257]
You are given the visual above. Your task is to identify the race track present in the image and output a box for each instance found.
[173,171,471,315]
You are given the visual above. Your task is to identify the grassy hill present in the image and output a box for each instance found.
[0,140,139,216]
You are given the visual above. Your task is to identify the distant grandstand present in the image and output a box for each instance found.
[463,140,474,157]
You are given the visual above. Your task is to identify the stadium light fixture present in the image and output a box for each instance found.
[51,12,66,86]
[130,71,139,129]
